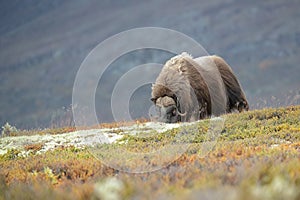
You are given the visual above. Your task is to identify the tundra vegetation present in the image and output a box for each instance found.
[0,106,299,200]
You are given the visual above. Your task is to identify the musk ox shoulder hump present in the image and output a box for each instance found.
[164,52,194,72]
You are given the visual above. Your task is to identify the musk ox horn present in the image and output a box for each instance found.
[177,110,187,116]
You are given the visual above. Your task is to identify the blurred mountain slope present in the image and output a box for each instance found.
[0,0,299,128]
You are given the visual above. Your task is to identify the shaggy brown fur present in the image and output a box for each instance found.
[151,53,248,122]
[215,56,249,112]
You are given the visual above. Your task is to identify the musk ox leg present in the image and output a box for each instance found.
[237,101,249,112]
[199,102,208,119]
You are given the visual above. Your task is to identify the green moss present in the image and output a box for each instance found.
[0,149,22,161]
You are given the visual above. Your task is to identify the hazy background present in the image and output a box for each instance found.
[0,0,299,129]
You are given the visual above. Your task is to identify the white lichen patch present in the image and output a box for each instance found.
[94,177,124,200]
[0,121,191,156]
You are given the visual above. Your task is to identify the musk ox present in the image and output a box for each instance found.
[151,52,249,123]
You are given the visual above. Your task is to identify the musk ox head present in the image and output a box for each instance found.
[151,96,186,123]
[150,83,190,123]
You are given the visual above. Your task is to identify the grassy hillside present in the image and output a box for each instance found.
[0,106,299,199]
